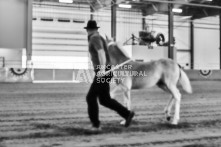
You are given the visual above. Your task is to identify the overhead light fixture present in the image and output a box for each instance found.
[172,8,183,13]
[118,4,132,8]
[59,0,73,3]
[200,0,212,3]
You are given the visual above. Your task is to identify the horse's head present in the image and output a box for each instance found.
[105,35,114,45]
[105,36,130,66]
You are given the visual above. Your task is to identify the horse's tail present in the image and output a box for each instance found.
[178,66,192,94]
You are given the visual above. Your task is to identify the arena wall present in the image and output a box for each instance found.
[0,68,221,83]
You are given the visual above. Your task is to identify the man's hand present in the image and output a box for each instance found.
[97,70,106,77]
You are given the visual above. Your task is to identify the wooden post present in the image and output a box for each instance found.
[168,1,174,60]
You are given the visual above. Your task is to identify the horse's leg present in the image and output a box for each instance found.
[164,97,174,121]
[110,83,129,107]
[169,86,181,125]
[110,84,120,98]
[157,83,174,121]
[122,78,132,110]
[120,78,132,125]
[124,89,131,110]
[112,84,130,109]
[120,89,131,125]
[117,85,128,108]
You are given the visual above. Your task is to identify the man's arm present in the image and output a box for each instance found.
[97,49,106,72]
[90,35,107,75]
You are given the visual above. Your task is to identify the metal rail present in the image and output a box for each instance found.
[142,0,221,9]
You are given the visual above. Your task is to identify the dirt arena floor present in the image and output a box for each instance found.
[0,81,221,147]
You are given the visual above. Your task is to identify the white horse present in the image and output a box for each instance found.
[106,38,192,125]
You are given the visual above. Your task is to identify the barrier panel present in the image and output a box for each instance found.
[185,70,221,81]
[33,69,94,83]
[0,68,33,82]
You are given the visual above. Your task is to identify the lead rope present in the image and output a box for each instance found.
[100,59,133,77]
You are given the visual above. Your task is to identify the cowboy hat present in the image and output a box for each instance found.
[84,20,100,29]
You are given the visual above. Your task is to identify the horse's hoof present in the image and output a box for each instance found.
[166,116,171,121]
[171,123,178,126]
[120,120,126,125]
[171,120,178,125]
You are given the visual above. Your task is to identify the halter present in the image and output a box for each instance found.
[107,41,116,47]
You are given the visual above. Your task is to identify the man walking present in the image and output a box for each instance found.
[84,20,134,130]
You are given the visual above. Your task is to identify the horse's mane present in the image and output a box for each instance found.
[107,41,131,65]
[115,42,131,59]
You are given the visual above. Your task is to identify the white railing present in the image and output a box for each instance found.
[0,57,5,68]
